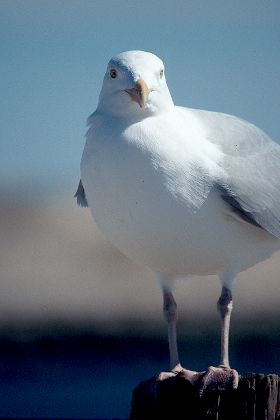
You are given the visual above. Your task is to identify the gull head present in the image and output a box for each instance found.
[97,50,174,118]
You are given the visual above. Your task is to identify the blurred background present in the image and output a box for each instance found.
[1,0,280,418]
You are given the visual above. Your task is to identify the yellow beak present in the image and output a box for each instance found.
[125,79,150,108]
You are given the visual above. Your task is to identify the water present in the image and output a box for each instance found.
[0,331,279,418]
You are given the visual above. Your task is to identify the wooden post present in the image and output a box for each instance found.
[129,373,280,419]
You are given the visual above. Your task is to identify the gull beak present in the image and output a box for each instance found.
[125,79,150,108]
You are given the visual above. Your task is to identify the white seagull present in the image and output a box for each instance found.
[76,50,280,392]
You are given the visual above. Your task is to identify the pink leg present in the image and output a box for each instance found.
[163,288,180,371]
[158,286,199,382]
[193,286,238,395]
[217,286,233,368]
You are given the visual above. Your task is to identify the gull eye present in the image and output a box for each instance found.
[159,69,164,79]
[110,69,117,79]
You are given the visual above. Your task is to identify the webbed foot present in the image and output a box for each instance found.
[157,364,238,396]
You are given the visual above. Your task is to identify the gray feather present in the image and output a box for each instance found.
[75,180,88,208]
[193,108,280,239]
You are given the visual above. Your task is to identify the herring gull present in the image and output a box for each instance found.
[76,50,280,392]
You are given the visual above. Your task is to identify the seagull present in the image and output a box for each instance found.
[76,50,280,392]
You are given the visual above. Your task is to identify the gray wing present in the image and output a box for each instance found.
[74,179,88,208]
[193,109,280,239]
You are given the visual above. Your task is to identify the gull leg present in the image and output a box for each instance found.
[162,287,180,371]
[195,284,238,395]
[156,274,199,382]
[217,285,233,368]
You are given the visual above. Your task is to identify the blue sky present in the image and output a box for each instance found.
[1,0,280,197]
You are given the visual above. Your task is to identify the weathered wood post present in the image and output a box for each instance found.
[129,373,280,419]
